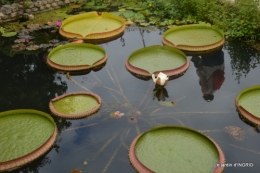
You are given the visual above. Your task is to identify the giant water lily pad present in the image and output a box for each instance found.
[49,92,102,119]
[129,126,225,173]
[162,24,225,52]
[0,109,57,172]
[235,85,260,125]
[125,45,189,77]
[47,43,107,71]
[59,11,125,40]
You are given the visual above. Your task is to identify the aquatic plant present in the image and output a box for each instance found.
[129,126,225,173]
[0,27,5,35]
[4,21,69,55]
[47,43,107,72]
[49,91,102,119]
[59,11,126,40]
[162,24,225,53]
[0,0,11,5]
[0,109,57,172]
[236,85,260,125]
[23,0,32,9]
[152,72,169,87]
[126,45,189,77]
[111,0,260,41]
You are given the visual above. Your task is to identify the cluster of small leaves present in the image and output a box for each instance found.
[0,0,12,5]
[198,0,260,40]
[0,0,24,5]
[126,0,260,40]
[11,22,69,54]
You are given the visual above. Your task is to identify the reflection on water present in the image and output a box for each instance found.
[0,52,67,113]
[224,41,260,84]
[191,50,225,102]
[153,84,169,101]
[1,26,260,173]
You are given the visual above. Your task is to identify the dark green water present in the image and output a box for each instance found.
[1,25,260,173]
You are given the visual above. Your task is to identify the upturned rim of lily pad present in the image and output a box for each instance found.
[59,11,125,40]
[129,126,225,173]
[125,45,189,77]
[0,109,57,172]
[235,85,260,125]
[47,43,107,72]
[162,24,225,52]
[49,91,102,119]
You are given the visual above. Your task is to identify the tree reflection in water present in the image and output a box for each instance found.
[224,40,260,84]
[0,52,71,173]
[0,52,67,112]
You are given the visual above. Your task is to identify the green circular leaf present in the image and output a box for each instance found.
[128,45,187,74]
[163,24,224,46]
[52,94,99,115]
[0,110,55,162]
[48,43,106,66]
[237,85,260,118]
[60,12,125,39]
[134,126,221,173]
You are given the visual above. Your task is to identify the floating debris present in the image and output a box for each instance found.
[111,111,125,118]
[133,110,141,115]
[224,126,245,141]
[70,169,82,173]
[171,101,177,105]
[159,101,177,107]
[128,117,137,123]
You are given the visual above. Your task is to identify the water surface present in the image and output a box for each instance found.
[1,25,260,173]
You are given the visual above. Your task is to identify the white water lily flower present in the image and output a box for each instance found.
[152,72,169,86]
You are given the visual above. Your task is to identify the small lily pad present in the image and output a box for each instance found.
[47,43,107,71]
[118,8,126,12]
[49,92,102,119]
[139,22,149,27]
[1,32,17,37]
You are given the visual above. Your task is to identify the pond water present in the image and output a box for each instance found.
[1,25,260,173]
